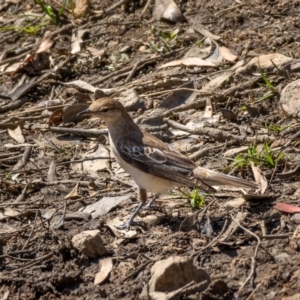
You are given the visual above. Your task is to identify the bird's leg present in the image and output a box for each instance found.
[116,188,147,229]
[143,194,160,210]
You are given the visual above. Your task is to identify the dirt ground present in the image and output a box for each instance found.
[1,0,300,299]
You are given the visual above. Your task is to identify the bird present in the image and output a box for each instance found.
[78,97,257,229]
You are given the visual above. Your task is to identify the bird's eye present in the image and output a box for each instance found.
[101,107,109,113]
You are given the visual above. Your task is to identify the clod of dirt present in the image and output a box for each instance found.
[280,78,300,115]
[149,256,210,299]
[74,0,92,17]
[72,230,108,258]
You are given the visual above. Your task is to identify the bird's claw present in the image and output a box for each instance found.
[115,220,141,230]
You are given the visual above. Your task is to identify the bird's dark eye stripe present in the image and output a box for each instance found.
[101,107,109,112]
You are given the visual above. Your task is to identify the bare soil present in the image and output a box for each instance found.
[1,0,300,299]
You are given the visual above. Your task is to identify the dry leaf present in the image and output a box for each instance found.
[94,257,113,285]
[86,47,106,58]
[36,36,54,53]
[153,0,186,23]
[192,24,221,41]
[62,80,96,93]
[220,46,238,62]
[158,57,215,68]
[7,125,25,144]
[250,162,267,194]
[63,104,89,123]
[47,160,57,182]
[48,109,64,126]
[275,203,300,214]
[65,181,80,199]
[71,30,89,54]
[71,144,110,177]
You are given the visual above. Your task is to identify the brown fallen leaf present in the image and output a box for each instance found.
[63,104,89,123]
[49,109,64,126]
[94,257,113,285]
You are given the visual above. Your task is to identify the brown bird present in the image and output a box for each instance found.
[78,98,257,229]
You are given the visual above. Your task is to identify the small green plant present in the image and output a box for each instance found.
[196,40,202,48]
[106,53,129,70]
[265,122,289,133]
[180,188,205,209]
[230,143,284,170]
[160,28,179,42]
[0,23,48,34]
[34,0,74,24]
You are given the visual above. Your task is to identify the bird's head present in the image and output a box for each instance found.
[77,97,125,123]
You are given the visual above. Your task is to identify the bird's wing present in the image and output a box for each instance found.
[116,132,215,193]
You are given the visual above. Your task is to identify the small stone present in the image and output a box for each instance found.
[291,214,300,224]
[139,45,147,52]
[149,256,210,300]
[280,79,300,115]
[72,230,107,258]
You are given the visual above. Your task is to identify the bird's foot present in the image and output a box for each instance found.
[115,220,142,230]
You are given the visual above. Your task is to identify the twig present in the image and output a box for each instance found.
[11,252,53,273]
[54,199,67,229]
[230,213,261,298]
[139,0,152,18]
[50,126,108,137]
[125,61,140,83]
[22,211,39,250]
[12,146,32,171]
[106,0,131,13]
[245,280,264,300]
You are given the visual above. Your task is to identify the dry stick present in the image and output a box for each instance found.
[139,0,152,18]
[125,61,140,83]
[245,280,264,300]
[0,47,33,66]
[230,213,261,298]
[5,104,67,117]
[106,0,131,13]
[50,126,108,137]
[22,211,38,250]
[54,199,67,229]
[15,180,32,203]
[139,88,217,97]
[11,252,53,273]
[12,146,32,171]
[92,47,186,86]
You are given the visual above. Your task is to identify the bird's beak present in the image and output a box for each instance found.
[77,108,92,117]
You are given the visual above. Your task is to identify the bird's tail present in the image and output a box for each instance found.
[193,167,257,189]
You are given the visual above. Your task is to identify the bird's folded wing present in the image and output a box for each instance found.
[116,135,215,193]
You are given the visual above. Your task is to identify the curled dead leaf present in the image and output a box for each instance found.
[49,109,64,126]
[63,104,89,123]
